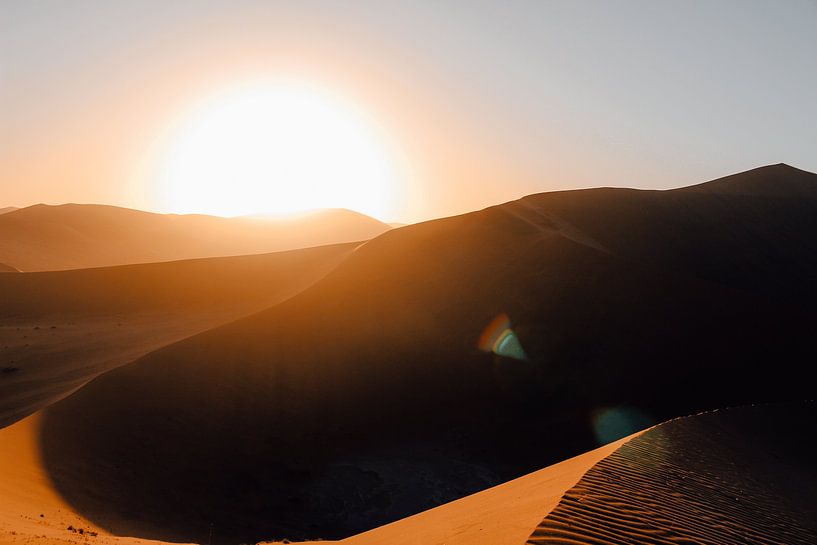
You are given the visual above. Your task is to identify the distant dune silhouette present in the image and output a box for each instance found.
[0,204,389,271]
[0,206,17,215]
[28,164,817,543]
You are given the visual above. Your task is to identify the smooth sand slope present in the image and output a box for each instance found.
[0,204,389,271]
[0,242,357,428]
[0,413,185,545]
[528,402,817,544]
[32,165,817,542]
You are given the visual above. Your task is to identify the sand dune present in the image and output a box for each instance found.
[29,165,817,542]
[0,207,16,216]
[528,402,817,544]
[0,242,356,429]
[0,263,18,273]
[0,204,389,271]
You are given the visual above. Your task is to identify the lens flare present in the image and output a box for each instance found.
[591,406,654,445]
[478,313,528,361]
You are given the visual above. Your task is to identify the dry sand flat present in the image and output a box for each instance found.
[528,403,817,544]
[0,242,356,428]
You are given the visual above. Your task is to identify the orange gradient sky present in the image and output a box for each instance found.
[2,1,816,223]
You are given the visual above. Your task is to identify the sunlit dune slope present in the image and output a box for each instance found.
[0,414,189,545]
[36,164,817,543]
[0,204,389,271]
[0,263,18,273]
[0,242,357,428]
[528,402,817,544]
[332,432,639,545]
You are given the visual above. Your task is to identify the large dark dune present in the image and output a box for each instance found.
[38,165,817,543]
[0,203,389,271]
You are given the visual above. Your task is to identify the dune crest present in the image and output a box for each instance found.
[528,403,817,544]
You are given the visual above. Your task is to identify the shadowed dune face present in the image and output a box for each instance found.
[0,243,357,428]
[528,402,817,544]
[0,204,389,272]
[38,165,817,543]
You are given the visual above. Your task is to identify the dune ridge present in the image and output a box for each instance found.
[330,433,641,545]
[528,402,817,544]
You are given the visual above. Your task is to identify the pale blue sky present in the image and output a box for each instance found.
[2,1,816,221]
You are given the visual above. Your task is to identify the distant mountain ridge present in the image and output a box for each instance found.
[0,204,390,271]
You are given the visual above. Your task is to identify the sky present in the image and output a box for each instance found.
[2,0,816,223]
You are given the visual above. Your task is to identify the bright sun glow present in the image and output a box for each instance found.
[151,80,404,219]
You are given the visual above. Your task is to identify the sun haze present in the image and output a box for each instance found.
[145,80,405,219]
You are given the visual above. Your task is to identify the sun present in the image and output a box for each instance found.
[150,80,405,219]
